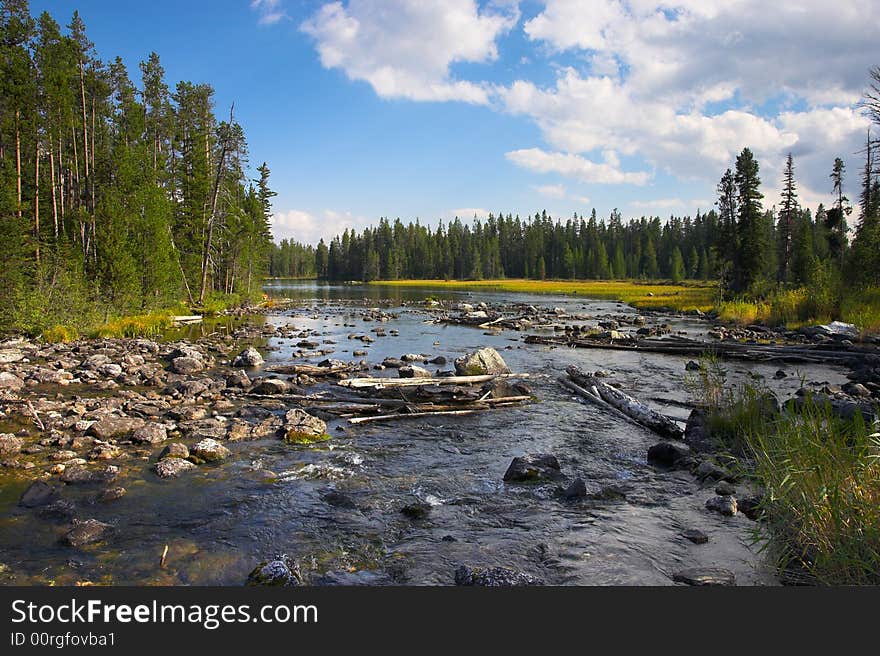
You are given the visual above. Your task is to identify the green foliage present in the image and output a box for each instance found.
[41,324,78,343]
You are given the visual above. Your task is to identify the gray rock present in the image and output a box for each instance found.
[738,495,763,520]
[226,370,251,388]
[130,422,168,445]
[401,500,432,519]
[684,408,715,453]
[60,464,118,485]
[233,347,264,367]
[647,441,692,467]
[561,477,588,499]
[715,481,737,496]
[400,353,423,362]
[503,453,564,482]
[673,568,735,586]
[87,417,145,440]
[62,518,111,547]
[454,565,541,586]
[154,457,196,479]
[251,378,289,395]
[706,495,738,516]
[381,357,404,369]
[191,438,231,463]
[0,349,25,364]
[171,356,204,375]
[682,529,709,544]
[454,347,510,376]
[398,365,432,378]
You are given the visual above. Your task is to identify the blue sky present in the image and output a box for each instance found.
[32,1,878,244]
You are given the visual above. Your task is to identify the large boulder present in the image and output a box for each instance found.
[282,409,328,444]
[503,453,564,482]
[87,417,145,440]
[0,371,25,390]
[454,347,510,376]
[191,438,231,463]
[251,378,289,395]
[233,347,264,368]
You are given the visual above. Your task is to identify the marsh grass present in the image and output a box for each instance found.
[690,356,880,584]
[91,312,175,339]
[41,325,79,343]
[374,278,718,312]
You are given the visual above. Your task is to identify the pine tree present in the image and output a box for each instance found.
[777,152,798,282]
[733,148,765,294]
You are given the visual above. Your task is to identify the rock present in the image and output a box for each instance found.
[62,519,111,547]
[60,464,118,485]
[400,353,423,362]
[282,408,328,444]
[694,460,729,482]
[682,529,709,544]
[381,357,404,369]
[684,408,714,453]
[715,481,737,496]
[647,441,691,467]
[88,443,122,460]
[226,370,251,388]
[154,457,196,479]
[561,478,587,499]
[158,443,189,460]
[171,356,204,375]
[320,489,358,510]
[672,568,735,586]
[398,365,432,378]
[454,347,510,376]
[738,495,763,520]
[503,453,564,482]
[232,347,264,367]
[247,558,301,586]
[430,355,447,365]
[454,565,541,586]
[19,480,61,508]
[191,438,231,463]
[87,417,145,440]
[0,434,24,456]
[130,422,168,445]
[685,360,701,371]
[706,495,738,516]
[98,363,123,378]
[97,487,126,502]
[0,349,24,364]
[401,500,432,519]
[0,371,25,390]
[251,378,289,395]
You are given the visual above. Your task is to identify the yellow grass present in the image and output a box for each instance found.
[371,278,718,312]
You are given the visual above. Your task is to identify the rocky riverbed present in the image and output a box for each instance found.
[0,281,875,586]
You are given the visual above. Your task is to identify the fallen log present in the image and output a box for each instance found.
[264,364,357,376]
[338,373,530,389]
[558,376,644,429]
[565,365,683,439]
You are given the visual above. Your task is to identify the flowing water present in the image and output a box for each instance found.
[0,281,853,585]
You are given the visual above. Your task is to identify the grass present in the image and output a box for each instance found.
[41,325,80,343]
[91,311,176,339]
[690,357,880,584]
[372,278,719,313]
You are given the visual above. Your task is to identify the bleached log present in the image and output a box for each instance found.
[171,315,203,325]
[348,408,487,424]
[338,373,530,389]
[565,365,683,439]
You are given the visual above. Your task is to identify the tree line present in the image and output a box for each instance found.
[0,1,274,333]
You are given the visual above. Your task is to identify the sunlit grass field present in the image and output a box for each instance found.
[372,278,719,312]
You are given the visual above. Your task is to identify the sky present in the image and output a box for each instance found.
[31,0,879,245]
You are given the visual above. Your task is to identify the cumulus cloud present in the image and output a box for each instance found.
[270,208,373,245]
[629,197,713,215]
[250,0,287,25]
[300,0,518,104]
[446,207,491,220]
[507,147,652,185]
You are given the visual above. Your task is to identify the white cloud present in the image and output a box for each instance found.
[250,0,287,25]
[507,147,652,185]
[300,0,518,104]
[270,208,372,244]
[533,183,566,198]
[629,197,713,214]
[446,207,490,220]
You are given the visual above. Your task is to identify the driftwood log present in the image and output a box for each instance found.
[338,373,530,390]
[565,365,683,439]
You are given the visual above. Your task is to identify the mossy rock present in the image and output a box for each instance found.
[283,431,331,445]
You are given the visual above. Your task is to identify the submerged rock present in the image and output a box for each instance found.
[454,565,541,586]
[62,518,111,547]
[454,347,510,376]
[19,480,61,508]
[503,453,564,483]
[647,441,692,467]
[672,568,735,586]
[401,500,432,519]
[560,478,588,499]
